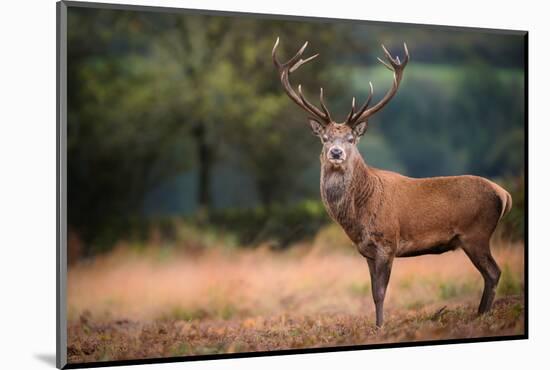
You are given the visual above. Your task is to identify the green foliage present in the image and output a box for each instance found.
[208,200,330,248]
[113,201,330,252]
[67,7,346,252]
[496,175,525,241]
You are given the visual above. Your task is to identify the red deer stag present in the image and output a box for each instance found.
[272,38,512,327]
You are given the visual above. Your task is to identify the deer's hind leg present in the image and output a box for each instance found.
[461,237,501,314]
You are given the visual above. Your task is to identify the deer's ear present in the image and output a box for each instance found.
[308,119,325,137]
[353,121,368,137]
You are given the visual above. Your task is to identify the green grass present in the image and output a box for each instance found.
[161,303,242,322]
[406,300,426,310]
[170,343,189,356]
[161,306,209,322]
[438,280,477,300]
[497,264,523,296]
[509,303,523,321]
[348,282,371,296]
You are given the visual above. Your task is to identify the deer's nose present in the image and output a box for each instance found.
[330,147,343,158]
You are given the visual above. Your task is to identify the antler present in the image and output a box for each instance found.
[346,43,409,127]
[272,37,332,125]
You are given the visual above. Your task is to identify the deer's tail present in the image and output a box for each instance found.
[494,184,513,221]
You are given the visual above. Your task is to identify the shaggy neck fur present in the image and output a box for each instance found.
[320,148,380,243]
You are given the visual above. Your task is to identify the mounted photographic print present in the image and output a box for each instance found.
[57,1,528,368]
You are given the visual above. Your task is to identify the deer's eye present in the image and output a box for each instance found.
[347,135,354,143]
[322,135,329,143]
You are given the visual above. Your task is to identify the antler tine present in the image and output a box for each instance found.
[298,85,327,121]
[381,44,396,64]
[350,43,410,124]
[377,57,394,71]
[349,81,374,125]
[272,38,332,124]
[272,38,311,69]
[272,37,282,69]
[403,42,410,64]
[289,53,319,74]
[345,97,356,123]
[319,88,332,122]
[377,43,410,72]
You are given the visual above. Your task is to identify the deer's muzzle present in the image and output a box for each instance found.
[328,146,346,164]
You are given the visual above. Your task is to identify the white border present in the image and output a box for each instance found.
[1,0,547,369]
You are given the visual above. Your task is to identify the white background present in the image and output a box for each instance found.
[0,0,547,368]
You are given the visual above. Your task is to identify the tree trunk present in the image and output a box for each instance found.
[257,176,276,207]
[193,123,212,210]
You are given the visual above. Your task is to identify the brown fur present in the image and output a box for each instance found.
[272,39,512,327]
[316,123,512,327]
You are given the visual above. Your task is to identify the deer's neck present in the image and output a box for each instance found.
[320,154,378,243]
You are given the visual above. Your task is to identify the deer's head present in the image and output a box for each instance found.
[272,38,409,168]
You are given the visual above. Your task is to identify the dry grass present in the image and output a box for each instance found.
[67,225,525,364]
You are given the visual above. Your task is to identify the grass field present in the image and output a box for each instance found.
[67,225,525,364]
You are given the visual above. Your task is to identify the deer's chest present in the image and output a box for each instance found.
[321,172,347,206]
[320,171,359,237]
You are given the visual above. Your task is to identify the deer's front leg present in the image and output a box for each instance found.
[366,253,394,327]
